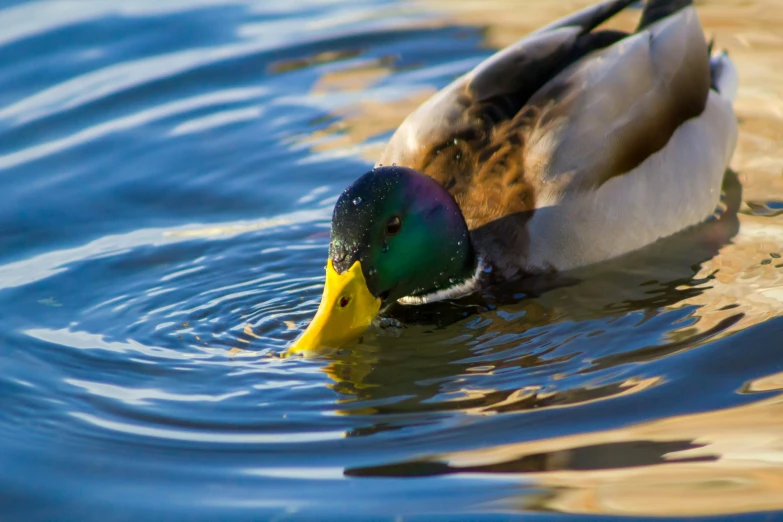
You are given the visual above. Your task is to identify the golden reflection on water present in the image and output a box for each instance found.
[281,0,783,515]
[440,377,783,517]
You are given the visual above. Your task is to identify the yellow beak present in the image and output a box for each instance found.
[287,259,381,355]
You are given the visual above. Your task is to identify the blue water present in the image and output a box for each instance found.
[1,1,782,520]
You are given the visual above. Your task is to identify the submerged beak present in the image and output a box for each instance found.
[287,260,381,355]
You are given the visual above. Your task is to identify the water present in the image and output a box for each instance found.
[1,0,783,519]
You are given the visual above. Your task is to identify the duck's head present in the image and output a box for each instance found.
[288,166,475,354]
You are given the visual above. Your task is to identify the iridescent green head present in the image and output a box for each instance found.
[288,166,475,355]
[331,166,475,304]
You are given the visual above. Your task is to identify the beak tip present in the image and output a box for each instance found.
[286,259,381,356]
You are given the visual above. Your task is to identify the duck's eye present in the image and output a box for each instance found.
[386,216,402,236]
[339,296,350,308]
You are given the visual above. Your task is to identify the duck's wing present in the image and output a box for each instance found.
[517,0,739,273]
[525,1,715,195]
[378,0,637,172]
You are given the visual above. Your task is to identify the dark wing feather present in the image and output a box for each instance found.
[638,0,693,29]
[533,0,637,34]
[380,0,637,165]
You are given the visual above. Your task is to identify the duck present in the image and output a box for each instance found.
[288,0,738,354]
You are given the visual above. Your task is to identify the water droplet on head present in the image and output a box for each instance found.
[457,240,463,246]
[353,197,362,206]
[449,277,457,284]
[333,248,346,263]
[382,242,389,253]
[368,266,377,276]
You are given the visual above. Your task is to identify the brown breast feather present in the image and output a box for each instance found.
[404,91,540,232]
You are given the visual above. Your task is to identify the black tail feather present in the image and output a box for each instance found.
[638,0,692,30]
[535,0,637,36]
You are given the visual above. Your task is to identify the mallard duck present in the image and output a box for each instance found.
[289,0,738,354]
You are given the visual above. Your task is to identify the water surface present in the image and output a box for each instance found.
[1,0,783,519]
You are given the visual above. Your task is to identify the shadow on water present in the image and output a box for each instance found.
[346,439,717,477]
